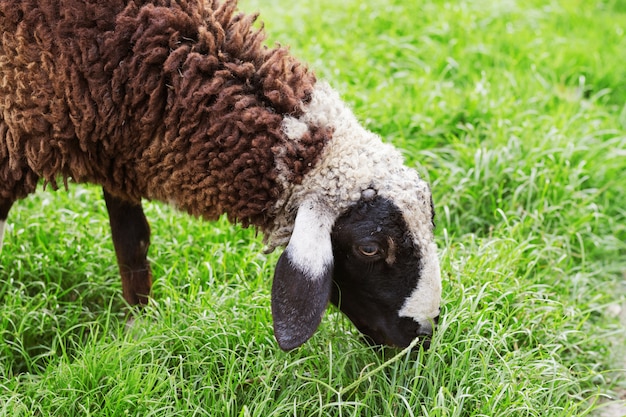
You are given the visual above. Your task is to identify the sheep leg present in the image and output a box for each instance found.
[0,200,13,252]
[103,190,152,306]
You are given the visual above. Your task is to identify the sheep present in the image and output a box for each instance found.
[0,0,442,351]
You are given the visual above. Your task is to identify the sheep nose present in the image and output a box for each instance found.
[413,316,437,350]
[418,318,436,335]
[416,314,439,340]
[424,314,439,334]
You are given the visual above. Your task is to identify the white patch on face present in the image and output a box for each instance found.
[285,199,335,280]
[0,220,5,252]
[398,242,442,328]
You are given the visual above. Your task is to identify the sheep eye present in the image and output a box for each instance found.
[357,244,380,257]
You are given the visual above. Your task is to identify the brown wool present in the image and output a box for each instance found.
[0,0,327,231]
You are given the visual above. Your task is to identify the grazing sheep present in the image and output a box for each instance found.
[0,0,442,351]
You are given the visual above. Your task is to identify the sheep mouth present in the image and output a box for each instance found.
[360,331,432,350]
[354,320,433,350]
[331,285,435,350]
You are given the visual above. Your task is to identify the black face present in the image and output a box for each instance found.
[330,195,434,348]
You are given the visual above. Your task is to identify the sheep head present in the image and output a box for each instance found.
[271,187,441,351]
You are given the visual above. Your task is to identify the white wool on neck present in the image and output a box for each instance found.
[271,82,436,256]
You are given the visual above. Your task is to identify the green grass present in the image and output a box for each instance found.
[1,0,625,415]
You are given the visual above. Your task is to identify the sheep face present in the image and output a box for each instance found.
[271,190,442,351]
[329,194,439,348]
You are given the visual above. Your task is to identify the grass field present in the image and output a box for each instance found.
[1,0,625,415]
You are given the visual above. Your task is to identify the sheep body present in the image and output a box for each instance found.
[0,0,327,231]
[0,0,442,349]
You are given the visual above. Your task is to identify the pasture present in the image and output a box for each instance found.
[1,0,625,415]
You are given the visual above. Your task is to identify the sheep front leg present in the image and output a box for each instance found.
[103,190,152,306]
[0,200,13,253]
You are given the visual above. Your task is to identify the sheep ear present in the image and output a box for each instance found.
[271,201,335,351]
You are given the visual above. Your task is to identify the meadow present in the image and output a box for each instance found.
[1,0,625,415]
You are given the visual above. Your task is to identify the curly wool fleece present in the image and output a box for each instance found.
[0,0,328,231]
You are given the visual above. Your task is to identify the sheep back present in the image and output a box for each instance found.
[0,0,330,230]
